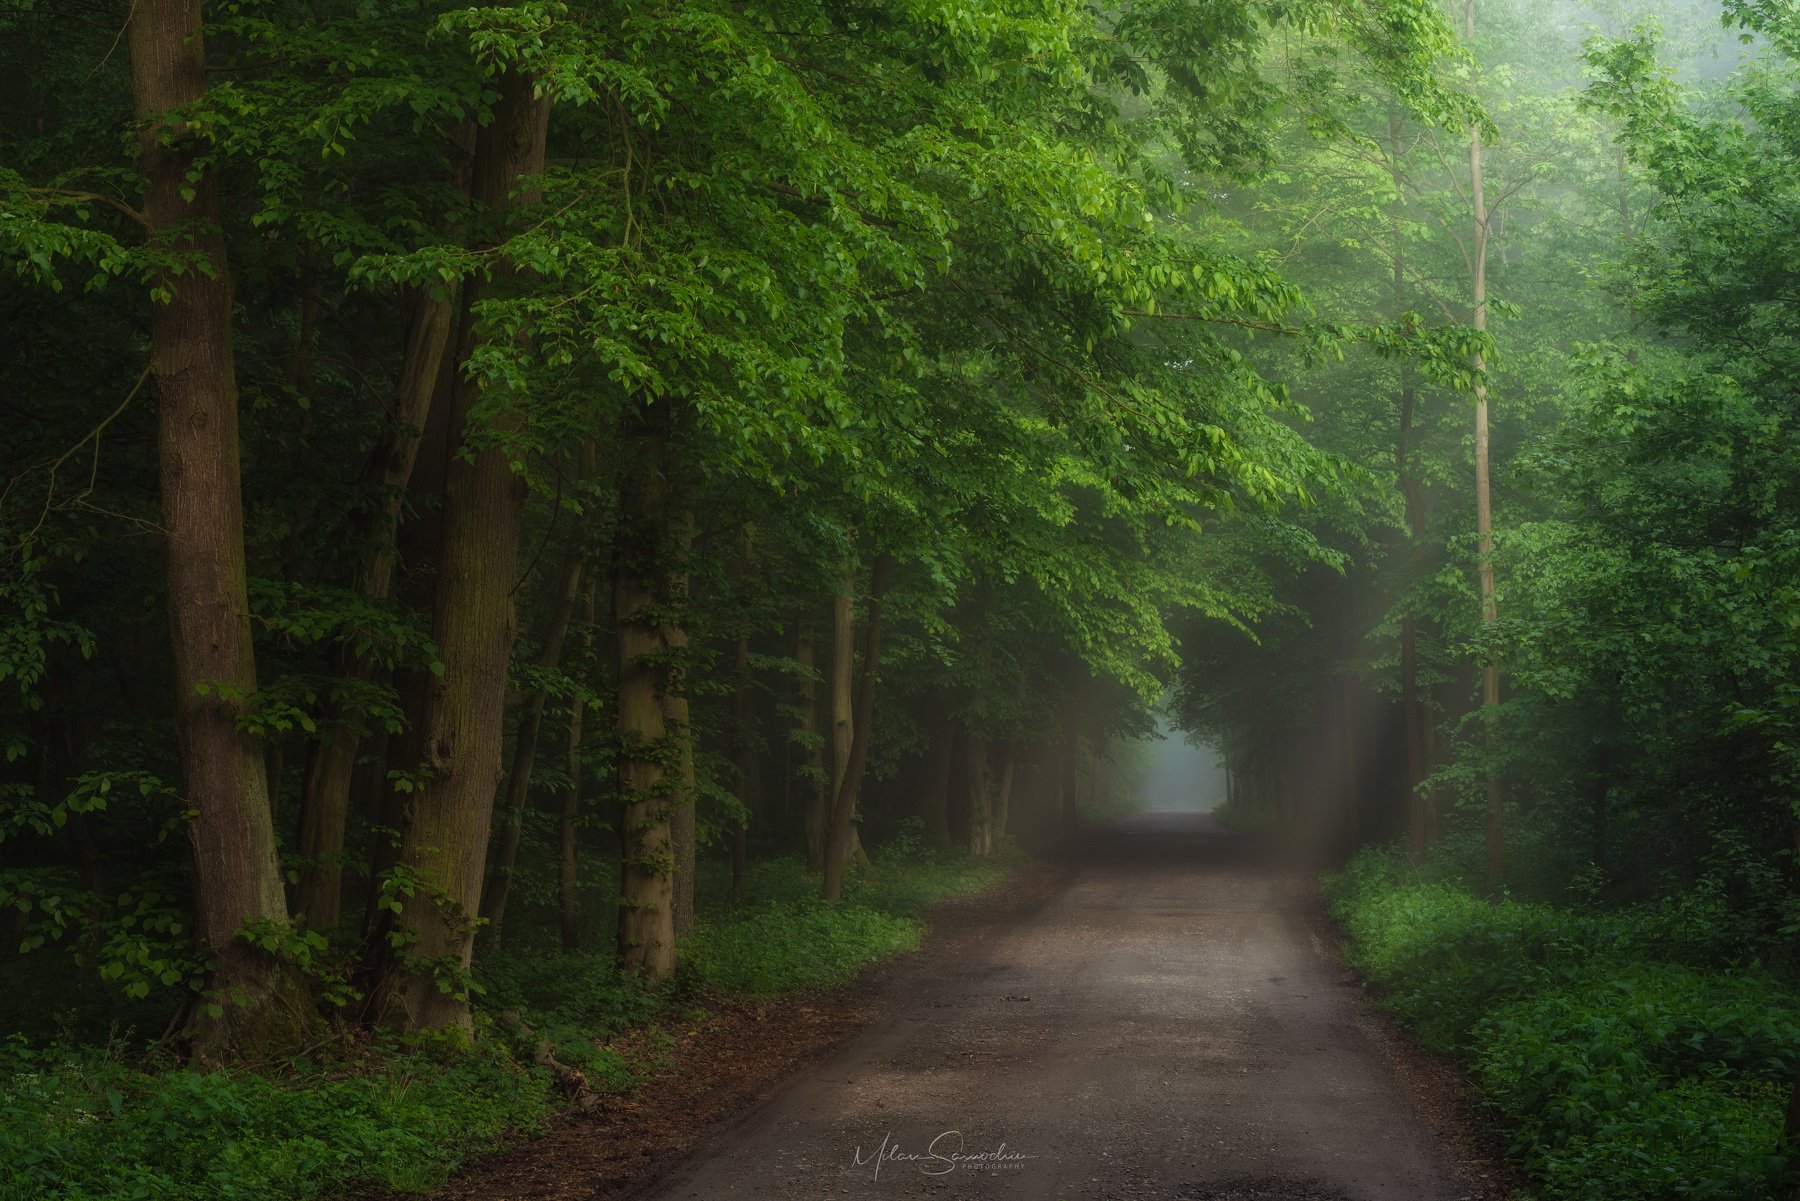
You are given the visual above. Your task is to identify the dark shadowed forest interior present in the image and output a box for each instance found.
[7,0,1800,1196]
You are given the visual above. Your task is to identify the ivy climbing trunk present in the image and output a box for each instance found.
[823,554,891,902]
[366,71,549,1032]
[129,0,313,1059]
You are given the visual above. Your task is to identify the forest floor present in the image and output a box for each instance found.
[419,814,1513,1201]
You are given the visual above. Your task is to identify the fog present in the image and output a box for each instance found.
[1132,715,1227,813]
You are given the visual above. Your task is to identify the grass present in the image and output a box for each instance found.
[1327,847,1800,1200]
[0,839,1017,1201]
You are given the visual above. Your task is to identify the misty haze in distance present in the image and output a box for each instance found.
[1133,717,1227,813]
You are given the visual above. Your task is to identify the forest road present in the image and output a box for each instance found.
[623,811,1482,1201]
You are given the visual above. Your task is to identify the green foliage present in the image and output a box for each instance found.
[684,901,922,996]
[685,843,1006,995]
[1329,848,1800,1199]
[0,1038,551,1201]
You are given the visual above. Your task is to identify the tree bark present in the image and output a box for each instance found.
[730,630,759,900]
[478,528,587,950]
[614,424,677,979]
[965,732,992,855]
[366,71,549,1031]
[289,124,471,929]
[828,568,855,856]
[919,720,955,848]
[361,325,459,935]
[991,741,1015,847]
[130,0,314,1060]
[823,554,892,901]
[1465,0,1504,891]
[560,581,596,953]
[1061,724,1081,831]
[795,620,828,872]
[666,513,697,940]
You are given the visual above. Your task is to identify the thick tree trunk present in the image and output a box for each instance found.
[559,582,594,953]
[366,71,549,1032]
[362,331,459,934]
[965,732,992,855]
[823,555,892,901]
[615,426,677,979]
[479,532,587,950]
[293,289,460,929]
[919,720,955,848]
[130,0,314,1060]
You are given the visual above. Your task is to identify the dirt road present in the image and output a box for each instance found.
[624,812,1489,1201]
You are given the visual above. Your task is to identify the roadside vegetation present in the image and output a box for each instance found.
[1329,851,1800,1199]
[0,841,1010,1201]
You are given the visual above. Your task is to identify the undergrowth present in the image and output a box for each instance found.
[0,841,1013,1201]
[1327,847,1800,1200]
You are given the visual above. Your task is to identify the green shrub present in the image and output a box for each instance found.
[476,951,660,1035]
[0,1039,551,1201]
[1326,852,1602,1050]
[684,900,921,995]
[1327,847,1800,1200]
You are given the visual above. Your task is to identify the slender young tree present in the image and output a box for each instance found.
[1463,0,1505,889]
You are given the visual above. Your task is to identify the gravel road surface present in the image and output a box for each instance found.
[626,811,1478,1201]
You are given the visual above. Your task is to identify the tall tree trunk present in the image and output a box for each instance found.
[665,513,697,940]
[991,742,1015,848]
[1465,0,1504,891]
[658,572,691,936]
[1061,722,1080,831]
[361,328,459,934]
[293,287,462,928]
[823,555,892,901]
[479,528,588,950]
[559,582,596,954]
[730,630,758,900]
[828,566,855,862]
[130,0,314,1059]
[919,720,955,848]
[1339,677,1360,854]
[615,422,677,979]
[795,621,827,872]
[965,731,992,855]
[366,71,549,1032]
